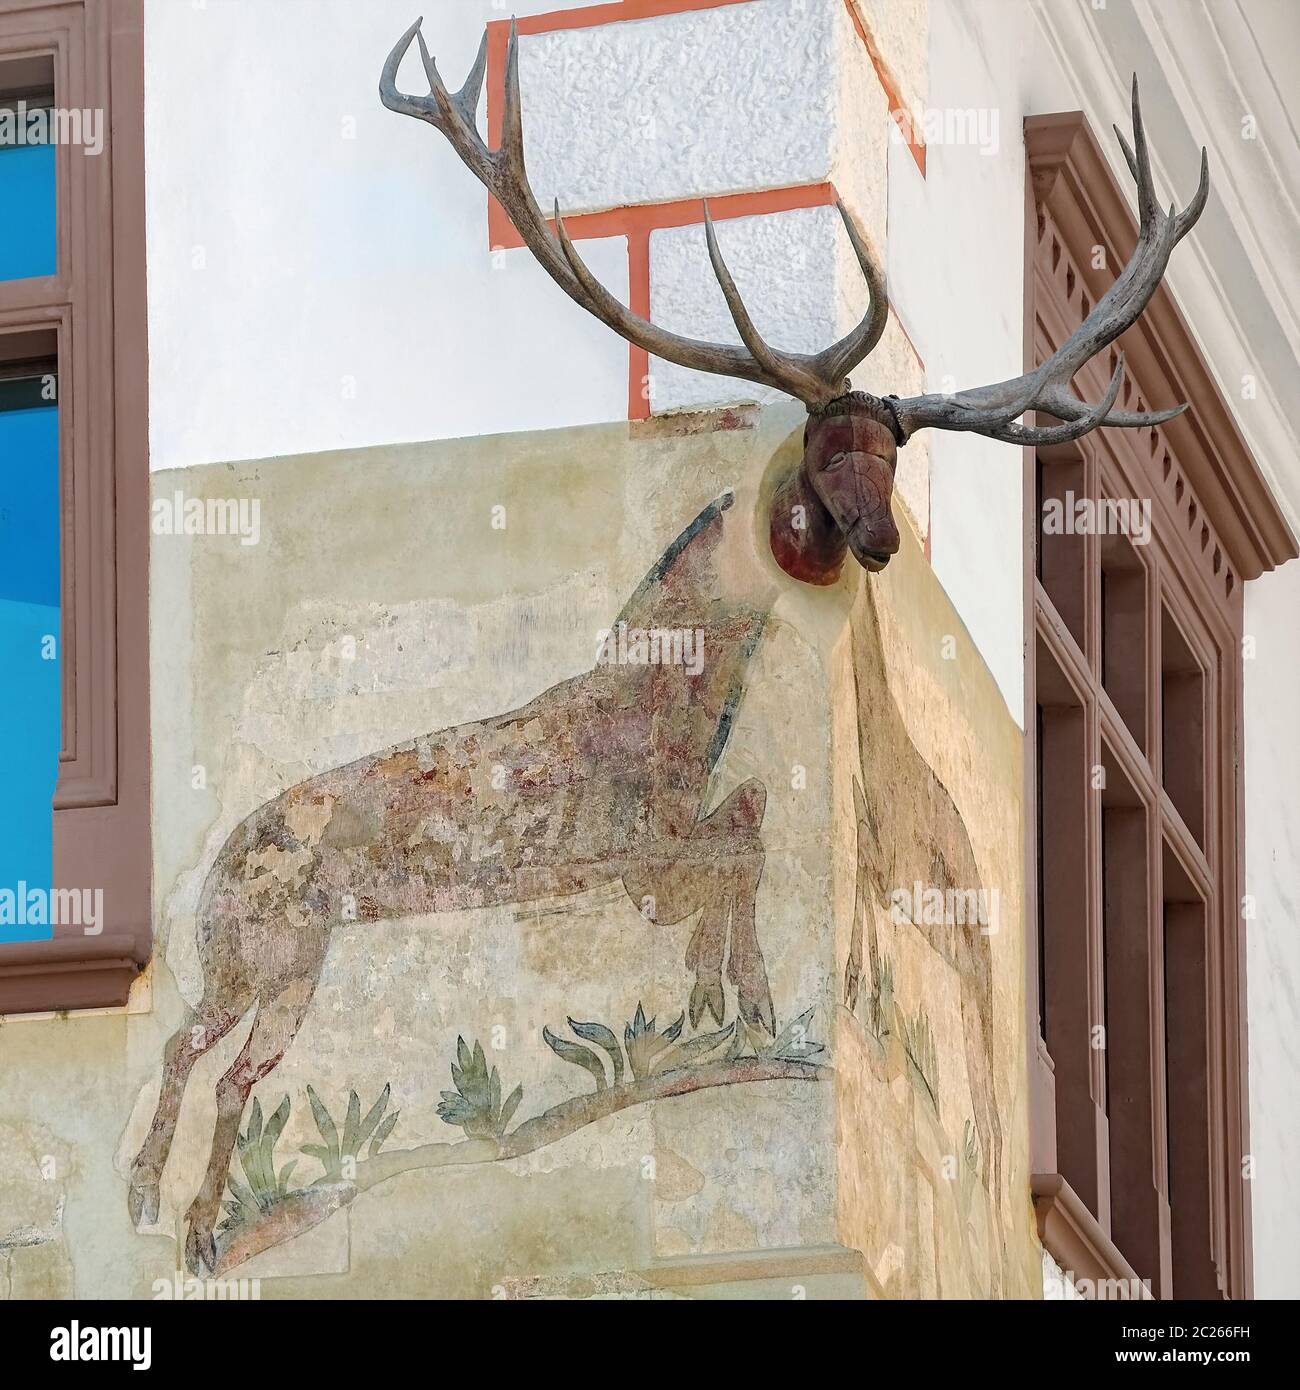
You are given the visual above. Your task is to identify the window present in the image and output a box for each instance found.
[0,0,149,1013]
[0,365,60,947]
[1024,112,1296,1300]
[0,71,56,278]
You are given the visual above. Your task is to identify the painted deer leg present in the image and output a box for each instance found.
[685,899,728,1030]
[695,778,773,1035]
[622,779,772,1034]
[962,971,1001,1203]
[184,974,318,1275]
[724,849,775,1036]
[128,994,249,1228]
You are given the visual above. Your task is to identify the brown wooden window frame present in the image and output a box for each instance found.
[0,0,149,1014]
[1023,111,1297,1301]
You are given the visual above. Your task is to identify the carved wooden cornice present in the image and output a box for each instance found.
[1026,111,1297,583]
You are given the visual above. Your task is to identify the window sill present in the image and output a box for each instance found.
[1032,1172,1151,1298]
[0,933,147,1015]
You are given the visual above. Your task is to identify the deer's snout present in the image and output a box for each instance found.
[809,449,900,573]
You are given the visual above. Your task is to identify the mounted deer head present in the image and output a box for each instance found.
[381,19,1209,586]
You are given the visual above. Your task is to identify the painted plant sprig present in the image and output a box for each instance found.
[542,1002,824,1093]
[303,1083,400,1179]
[435,1037,524,1141]
[220,1096,298,1232]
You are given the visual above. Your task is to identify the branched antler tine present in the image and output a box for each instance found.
[379,19,437,120]
[1128,76,1161,225]
[415,25,441,95]
[1038,384,1188,429]
[413,23,467,136]
[500,17,525,167]
[1174,146,1210,239]
[813,201,890,385]
[1114,125,1140,186]
[987,353,1128,446]
[457,29,489,122]
[702,201,792,386]
[1042,166,1183,389]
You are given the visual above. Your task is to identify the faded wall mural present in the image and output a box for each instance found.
[2,409,1034,1298]
[130,488,816,1276]
[834,530,1034,1298]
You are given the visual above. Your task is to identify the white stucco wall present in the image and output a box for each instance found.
[1244,562,1300,1299]
[143,0,625,469]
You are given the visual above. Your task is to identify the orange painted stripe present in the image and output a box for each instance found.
[490,181,838,253]
[626,231,652,419]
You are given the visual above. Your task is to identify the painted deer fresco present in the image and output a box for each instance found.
[131,18,1207,1273]
[131,494,772,1272]
[845,585,1001,1203]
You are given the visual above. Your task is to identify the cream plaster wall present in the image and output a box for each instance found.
[1243,562,1300,1299]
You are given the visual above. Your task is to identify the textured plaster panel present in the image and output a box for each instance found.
[649,207,843,414]
[830,11,891,265]
[519,0,843,214]
[1244,563,1300,1298]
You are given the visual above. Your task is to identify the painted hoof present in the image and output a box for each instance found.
[737,980,776,1038]
[689,977,725,1029]
[184,1221,217,1278]
[128,1179,160,1228]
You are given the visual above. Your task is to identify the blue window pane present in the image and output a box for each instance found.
[0,396,60,943]
[0,141,57,281]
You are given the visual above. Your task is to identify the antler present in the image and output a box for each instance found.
[380,17,888,409]
[889,76,1210,445]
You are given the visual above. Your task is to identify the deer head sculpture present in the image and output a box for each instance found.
[381,19,1209,586]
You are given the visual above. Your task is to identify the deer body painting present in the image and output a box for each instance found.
[131,16,1208,1273]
